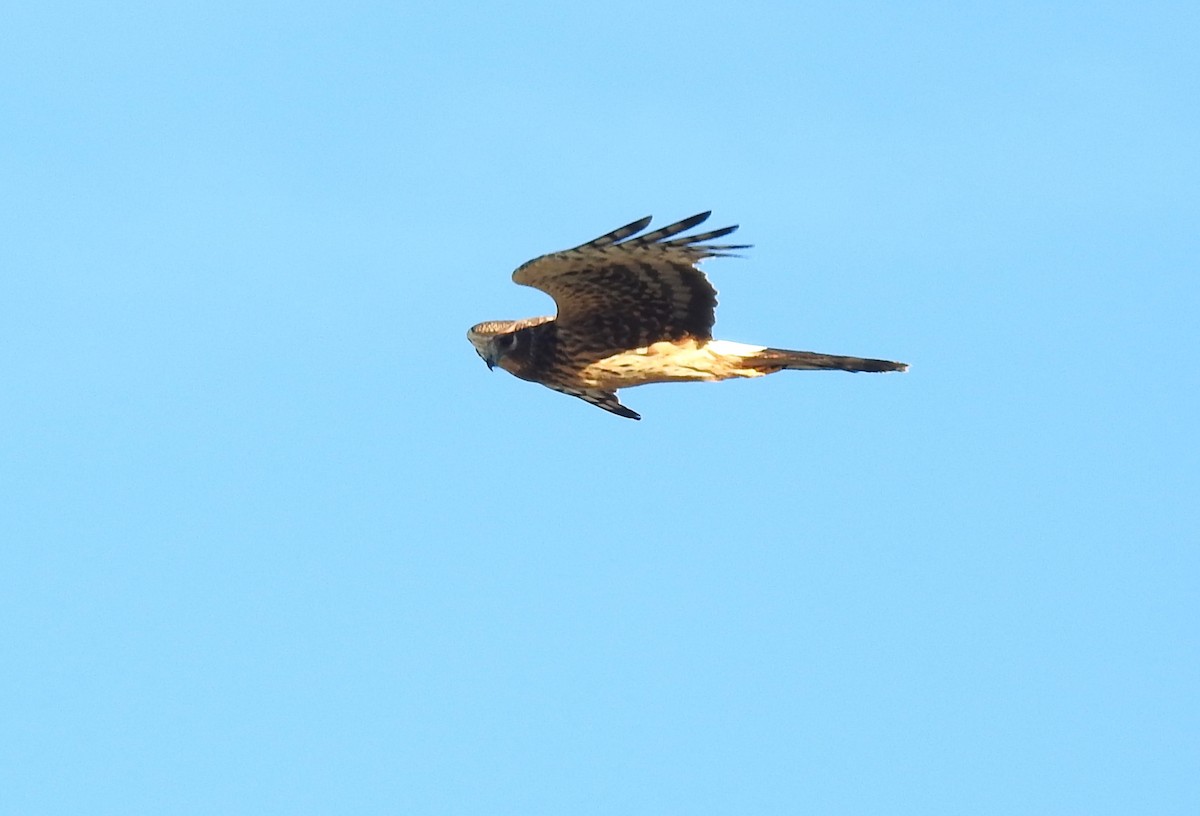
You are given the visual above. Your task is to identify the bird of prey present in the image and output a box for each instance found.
[467,211,907,420]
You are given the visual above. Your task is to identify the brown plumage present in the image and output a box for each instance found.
[468,212,907,420]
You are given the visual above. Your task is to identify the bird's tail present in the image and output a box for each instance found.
[746,347,908,374]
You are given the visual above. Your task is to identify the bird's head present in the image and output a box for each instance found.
[467,320,521,371]
[467,316,554,373]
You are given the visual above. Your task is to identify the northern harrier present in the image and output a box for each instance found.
[468,212,907,420]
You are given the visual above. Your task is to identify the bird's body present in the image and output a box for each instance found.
[468,212,906,420]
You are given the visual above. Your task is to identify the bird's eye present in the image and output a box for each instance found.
[499,334,517,350]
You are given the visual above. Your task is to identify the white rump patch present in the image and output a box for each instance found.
[704,340,767,357]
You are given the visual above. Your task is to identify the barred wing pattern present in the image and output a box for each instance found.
[512,211,748,355]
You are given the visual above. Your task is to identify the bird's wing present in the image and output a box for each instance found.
[547,384,642,420]
[511,212,749,352]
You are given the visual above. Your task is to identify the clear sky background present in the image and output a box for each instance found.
[3,2,1197,814]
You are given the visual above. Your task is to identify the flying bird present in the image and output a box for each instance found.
[467,212,907,420]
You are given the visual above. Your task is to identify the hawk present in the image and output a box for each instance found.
[468,212,907,420]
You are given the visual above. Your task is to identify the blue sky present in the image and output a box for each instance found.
[3,2,1197,813]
